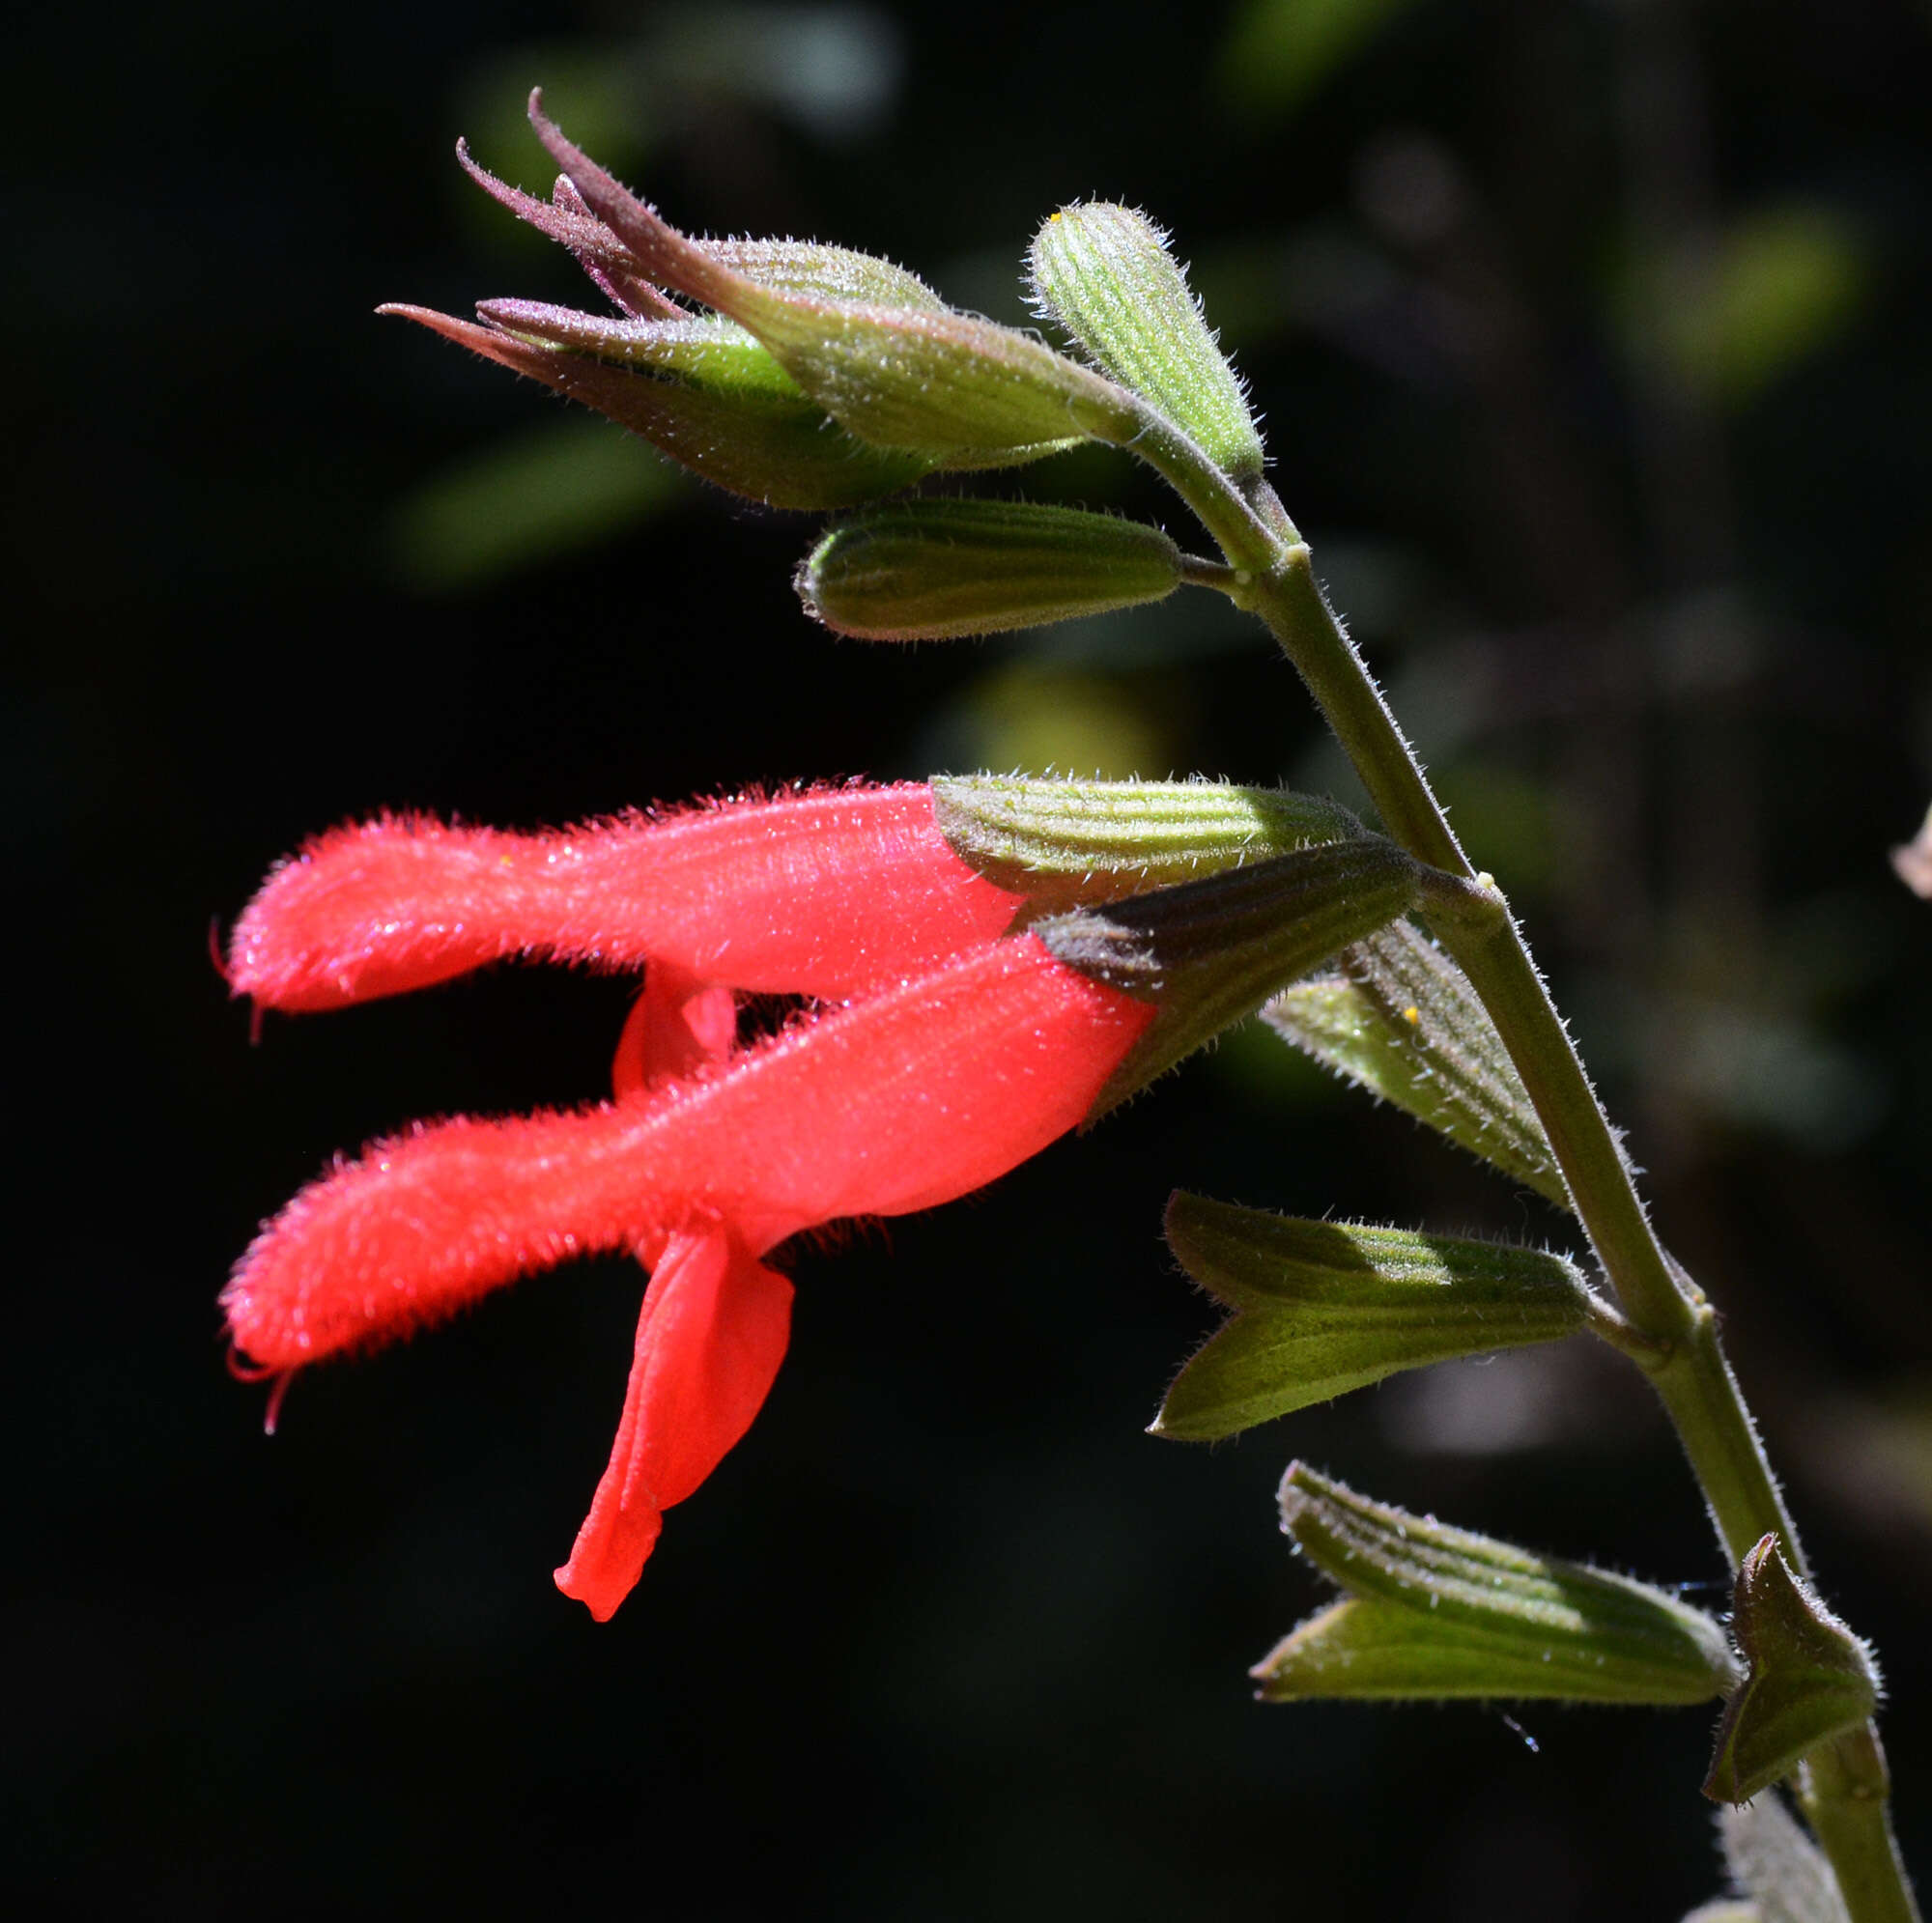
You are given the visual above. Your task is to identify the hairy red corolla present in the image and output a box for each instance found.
[227,782,1022,1014]
[223,794,1152,1620]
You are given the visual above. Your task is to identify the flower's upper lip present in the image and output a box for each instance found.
[226,785,1023,1014]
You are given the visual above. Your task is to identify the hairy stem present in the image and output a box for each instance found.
[1137,415,1918,1921]
[1251,537,1916,1918]
[1804,1733,1919,1923]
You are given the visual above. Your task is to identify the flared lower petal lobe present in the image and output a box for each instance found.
[228,784,1021,1013]
[554,1221,794,1620]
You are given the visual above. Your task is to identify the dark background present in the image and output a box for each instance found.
[12,0,1932,1915]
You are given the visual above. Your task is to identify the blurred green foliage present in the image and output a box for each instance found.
[1218,0,1425,116]
[393,416,683,589]
[1625,200,1872,407]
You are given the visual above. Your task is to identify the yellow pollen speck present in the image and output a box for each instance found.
[1402,1005,1421,1025]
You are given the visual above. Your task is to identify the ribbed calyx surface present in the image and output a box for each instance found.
[1704,1534,1882,1805]
[1257,1464,1743,1705]
[1029,201,1264,483]
[529,92,1141,461]
[1155,1200,1592,1439]
[798,500,1184,641]
[1265,920,1571,1207]
[935,774,1361,918]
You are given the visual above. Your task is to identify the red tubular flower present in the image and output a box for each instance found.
[228,781,1034,1108]
[224,788,1154,1620]
[228,782,1021,1014]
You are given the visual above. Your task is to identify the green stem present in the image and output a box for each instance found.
[1178,553,1243,593]
[1644,1306,1805,1568]
[1804,1733,1919,1923]
[1140,420,1918,1920]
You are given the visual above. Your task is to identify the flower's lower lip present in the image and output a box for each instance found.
[222,933,1150,1378]
[224,834,1148,1618]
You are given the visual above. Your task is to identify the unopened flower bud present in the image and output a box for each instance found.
[529,93,1142,460]
[1030,202,1264,484]
[475,301,804,397]
[701,238,946,311]
[381,304,931,510]
[459,140,945,320]
[797,499,1184,641]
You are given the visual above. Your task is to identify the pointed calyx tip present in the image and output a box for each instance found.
[1702,1532,1881,1805]
[1037,836,1422,1116]
[1275,1459,1314,1527]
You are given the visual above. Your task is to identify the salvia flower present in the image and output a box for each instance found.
[225,778,1425,1617]
[224,783,1156,1620]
